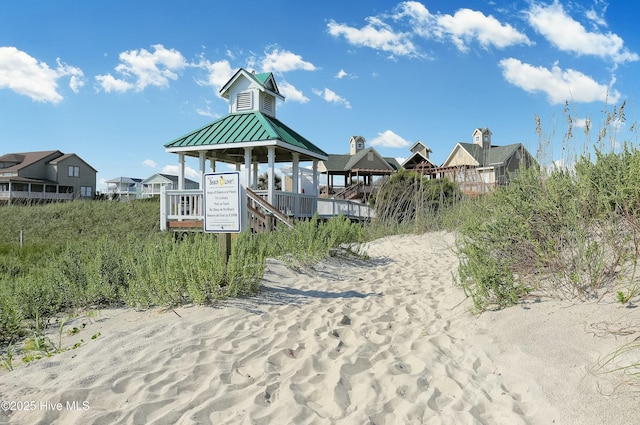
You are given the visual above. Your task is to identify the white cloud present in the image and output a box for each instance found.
[278,81,309,103]
[0,47,84,103]
[329,2,531,57]
[194,58,233,93]
[260,46,316,73]
[195,106,222,119]
[499,58,620,104]
[142,159,157,168]
[327,16,418,57]
[312,88,351,109]
[95,74,134,93]
[96,44,187,93]
[336,69,357,79]
[394,2,531,52]
[527,2,638,64]
[161,164,200,180]
[369,130,410,148]
[585,8,607,28]
[435,8,533,52]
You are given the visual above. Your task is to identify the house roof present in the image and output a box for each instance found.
[408,140,432,153]
[49,153,98,172]
[141,173,198,186]
[462,143,524,166]
[402,151,437,169]
[106,177,142,184]
[443,142,526,168]
[322,147,401,173]
[164,111,328,162]
[0,150,62,172]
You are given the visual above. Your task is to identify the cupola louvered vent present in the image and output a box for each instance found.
[236,92,252,110]
[262,96,273,114]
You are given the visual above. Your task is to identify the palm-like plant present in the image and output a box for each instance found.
[257,172,282,190]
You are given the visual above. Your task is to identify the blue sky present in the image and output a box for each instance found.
[1,0,638,190]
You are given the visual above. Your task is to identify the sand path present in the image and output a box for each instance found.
[1,231,638,424]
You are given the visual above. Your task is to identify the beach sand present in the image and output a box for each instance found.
[1,231,639,424]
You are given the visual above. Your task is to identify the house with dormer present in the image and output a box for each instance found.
[0,150,96,204]
[438,128,536,195]
[319,135,401,201]
[161,68,332,230]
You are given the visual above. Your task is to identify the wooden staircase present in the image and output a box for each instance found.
[246,188,293,232]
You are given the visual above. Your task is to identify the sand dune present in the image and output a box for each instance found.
[1,231,638,424]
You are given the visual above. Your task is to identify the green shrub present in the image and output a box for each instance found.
[456,141,640,310]
[0,289,22,343]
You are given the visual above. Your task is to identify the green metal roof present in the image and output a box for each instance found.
[164,111,328,158]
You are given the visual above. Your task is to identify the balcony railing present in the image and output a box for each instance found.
[0,190,74,201]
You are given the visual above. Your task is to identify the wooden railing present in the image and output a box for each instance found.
[246,188,293,231]
[317,198,375,220]
[160,188,204,230]
[333,182,363,200]
[0,190,74,201]
[160,188,374,231]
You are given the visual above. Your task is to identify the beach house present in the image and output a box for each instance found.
[0,150,96,204]
[161,68,337,231]
[438,128,536,195]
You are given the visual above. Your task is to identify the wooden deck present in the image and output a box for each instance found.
[160,188,374,232]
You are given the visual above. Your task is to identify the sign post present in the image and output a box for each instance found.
[203,172,245,265]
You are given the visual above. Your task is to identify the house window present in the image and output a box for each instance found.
[236,92,252,110]
[475,136,480,142]
[367,152,374,161]
[68,165,80,177]
[80,186,92,197]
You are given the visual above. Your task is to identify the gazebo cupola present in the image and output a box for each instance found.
[220,70,284,118]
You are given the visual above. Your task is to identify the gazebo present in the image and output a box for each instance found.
[319,136,401,202]
[161,68,329,231]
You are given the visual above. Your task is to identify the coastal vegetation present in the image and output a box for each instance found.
[456,103,640,311]
[0,199,366,349]
[2,102,638,382]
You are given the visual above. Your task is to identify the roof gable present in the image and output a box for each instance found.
[402,151,436,168]
[441,143,480,167]
[408,140,432,155]
[219,68,284,101]
[49,153,98,172]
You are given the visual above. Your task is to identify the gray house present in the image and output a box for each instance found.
[439,128,537,195]
[0,150,97,204]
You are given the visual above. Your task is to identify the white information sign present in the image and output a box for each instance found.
[203,172,242,233]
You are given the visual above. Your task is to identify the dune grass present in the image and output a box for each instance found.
[455,102,640,311]
[0,199,367,348]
